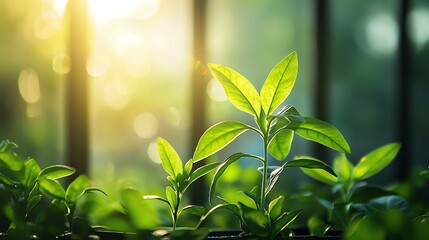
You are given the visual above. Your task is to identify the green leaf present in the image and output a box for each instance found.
[0,152,24,171]
[179,205,205,217]
[287,117,351,154]
[23,158,41,188]
[0,139,18,152]
[65,175,90,204]
[183,160,193,179]
[208,63,261,117]
[286,157,337,177]
[188,162,221,186]
[0,172,20,187]
[166,186,177,210]
[420,170,429,179]
[271,210,301,238]
[352,143,401,180]
[297,156,338,185]
[121,188,159,229]
[238,202,271,237]
[38,165,75,180]
[38,178,66,199]
[268,129,294,160]
[333,154,354,182]
[158,137,183,180]
[193,121,251,162]
[261,51,298,115]
[143,195,169,205]
[209,153,262,204]
[268,196,284,221]
[241,190,259,209]
[198,203,240,228]
[26,195,42,214]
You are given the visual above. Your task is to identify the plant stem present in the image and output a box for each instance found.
[260,139,269,211]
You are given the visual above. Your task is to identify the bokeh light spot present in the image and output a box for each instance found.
[207,78,227,102]
[18,69,41,104]
[148,140,161,164]
[52,53,70,75]
[133,112,158,139]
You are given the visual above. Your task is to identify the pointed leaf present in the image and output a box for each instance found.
[301,168,338,185]
[268,196,284,221]
[65,175,90,204]
[38,165,75,180]
[271,210,301,238]
[352,143,401,180]
[208,63,261,117]
[287,117,351,154]
[261,51,298,115]
[188,162,221,185]
[158,137,183,180]
[166,186,177,210]
[209,153,262,204]
[0,139,18,152]
[333,154,354,182]
[23,158,41,188]
[193,121,251,162]
[285,157,337,177]
[268,129,294,160]
[183,160,193,179]
[38,178,66,199]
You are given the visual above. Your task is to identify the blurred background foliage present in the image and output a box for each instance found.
[1,0,428,231]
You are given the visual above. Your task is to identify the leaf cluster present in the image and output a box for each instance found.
[0,139,105,239]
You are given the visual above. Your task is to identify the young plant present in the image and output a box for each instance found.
[143,137,220,233]
[298,143,406,234]
[0,139,104,239]
[192,51,351,238]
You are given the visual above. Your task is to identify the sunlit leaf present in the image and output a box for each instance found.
[287,117,351,154]
[209,153,262,204]
[268,129,294,160]
[271,210,301,238]
[143,195,169,205]
[268,195,284,221]
[193,121,251,162]
[298,155,338,185]
[65,175,90,204]
[0,139,18,152]
[23,158,41,188]
[261,52,298,115]
[158,137,183,180]
[333,154,354,182]
[0,152,24,171]
[352,143,401,180]
[208,63,261,117]
[166,186,177,210]
[183,160,193,179]
[38,178,66,199]
[286,157,337,177]
[38,165,75,180]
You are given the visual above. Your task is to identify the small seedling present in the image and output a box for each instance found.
[192,51,351,238]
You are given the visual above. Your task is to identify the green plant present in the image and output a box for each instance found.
[192,51,351,238]
[297,143,408,235]
[0,139,104,239]
[143,137,220,238]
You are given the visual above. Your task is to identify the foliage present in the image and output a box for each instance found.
[192,51,350,238]
[0,139,105,239]
[297,143,413,236]
[143,137,219,238]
